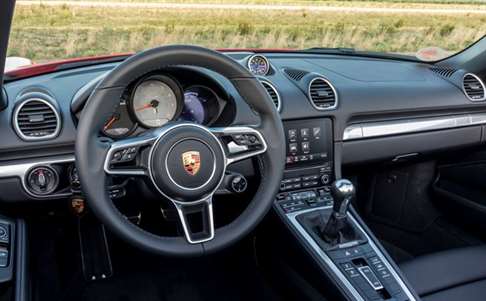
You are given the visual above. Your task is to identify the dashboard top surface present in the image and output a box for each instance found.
[0,51,483,161]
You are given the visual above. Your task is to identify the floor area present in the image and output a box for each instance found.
[28,214,284,301]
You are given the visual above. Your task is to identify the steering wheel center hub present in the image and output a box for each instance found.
[149,124,226,203]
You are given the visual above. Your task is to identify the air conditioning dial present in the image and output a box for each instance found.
[26,166,59,196]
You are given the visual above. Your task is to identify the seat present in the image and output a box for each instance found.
[399,245,486,301]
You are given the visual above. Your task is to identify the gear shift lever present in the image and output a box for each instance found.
[320,179,356,244]
[331,179,355,217]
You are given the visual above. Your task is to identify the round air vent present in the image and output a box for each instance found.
[308,77,338,110]
[13,96,61,141]
[463,73,486,101]
[259,80,281,112]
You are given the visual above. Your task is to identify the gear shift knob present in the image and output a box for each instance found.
[331,179,355,217]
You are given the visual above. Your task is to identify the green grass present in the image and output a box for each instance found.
[38,0,486,6]
[7,4,486,61]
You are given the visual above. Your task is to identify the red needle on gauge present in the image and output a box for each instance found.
[136,100,160,112]
[103,115,119,131]
[135,103,153,112]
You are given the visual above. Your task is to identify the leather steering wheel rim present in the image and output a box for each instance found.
[75,45,285,256]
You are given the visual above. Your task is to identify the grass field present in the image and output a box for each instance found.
[35,0,486,6]
[7,3,486,61]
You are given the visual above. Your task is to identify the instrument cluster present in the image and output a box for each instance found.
[101,72,228,139]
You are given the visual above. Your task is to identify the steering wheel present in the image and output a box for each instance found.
[75,45,285,256]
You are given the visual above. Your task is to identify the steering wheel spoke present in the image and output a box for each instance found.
[173,195,215,244]
[103,130,160,176]
[210,126,268,166]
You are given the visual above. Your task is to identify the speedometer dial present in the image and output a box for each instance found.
[131,75,183,128]
[247,55,270,76]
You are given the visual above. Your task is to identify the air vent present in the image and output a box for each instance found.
[308,77,337,110]
[463,73,486,101]
[430,67,456,78]
[283,68,309,81]
[13,98,61,141]
[260,80,281,111]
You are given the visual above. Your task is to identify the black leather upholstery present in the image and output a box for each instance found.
[400,246,486,301]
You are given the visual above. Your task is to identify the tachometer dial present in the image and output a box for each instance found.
[102,98,136,138]
[247,55,270,76]
[131,75,183,128]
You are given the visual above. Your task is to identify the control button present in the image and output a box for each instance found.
[231,176,248,193]
[291,177,302,183]
[248,135,257,144]
[307,175,320,181]
[358,266,384,291]
[289,143,298,154]
[27,166,59,196]
[0,248,8,267]
[313,127,321,138]
[109,188,126,199]
[302,142,310,153]
[345,268,360,278]
[301,128,310,139]
[232,134,261,146]
[281,179,292,184]
[341,262,354,270]
[111,146,139,164]
[288,129,297,141]
[321,174,331,185]
[291,183,302,190]
[299,155,309,161]
[376,267,392,279]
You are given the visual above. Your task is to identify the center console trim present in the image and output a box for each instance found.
[286,206,416,301]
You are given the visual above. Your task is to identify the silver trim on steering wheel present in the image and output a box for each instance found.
[102,123,268,244]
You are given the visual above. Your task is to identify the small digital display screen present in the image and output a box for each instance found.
[283,118,332,168]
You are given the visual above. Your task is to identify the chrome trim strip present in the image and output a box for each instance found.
[173,195,215,244]
[343,113,486,141]
[13,97,61,141]
[307,76,338,111]
[286,207,416,301]
[463,73,486,102]
[259,79,282,112]
[0,155,74,198]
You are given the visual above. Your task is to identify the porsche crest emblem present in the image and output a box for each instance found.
[181,151,201,176]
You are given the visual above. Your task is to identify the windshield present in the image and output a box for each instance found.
[6,0,486,70]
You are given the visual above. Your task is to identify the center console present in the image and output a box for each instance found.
[274,118,417,301]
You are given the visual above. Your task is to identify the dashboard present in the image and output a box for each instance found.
[1,50,486,202]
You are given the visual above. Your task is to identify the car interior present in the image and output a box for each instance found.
[1,2,486,301]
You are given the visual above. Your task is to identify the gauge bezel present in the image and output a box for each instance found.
[101,96,138,139]
[247,54,270,76]
[129,74,184,128]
